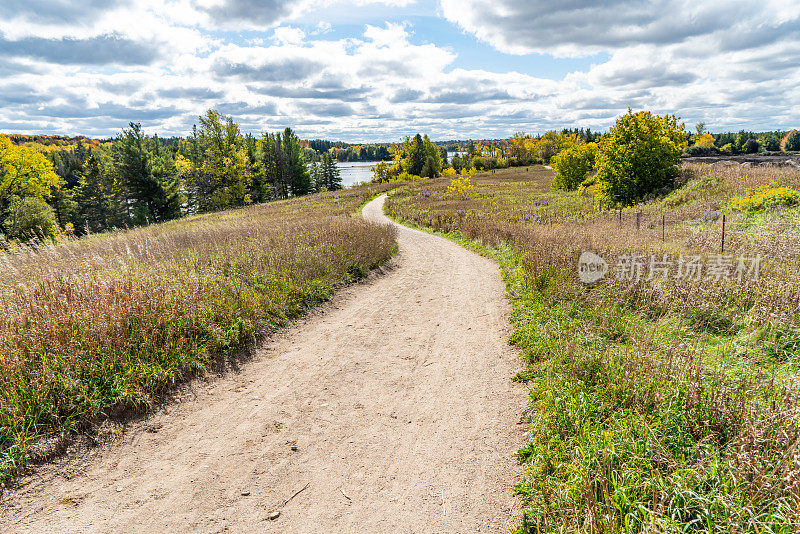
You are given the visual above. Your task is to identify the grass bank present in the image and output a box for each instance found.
[386,166,800,533]
[0,183,399,481]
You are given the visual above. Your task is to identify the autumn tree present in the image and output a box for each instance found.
[594,110,687,207]
[693,133,715,149]
[0,134,60,237]
[534,131,582,163]
[551,143,596,191]
[0,134,60,204]
[180,110,252,212]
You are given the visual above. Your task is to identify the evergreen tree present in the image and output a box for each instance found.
[420,156,435,179]
[257,132,289,199]
[408,134,425,176]
[310,161,323,192]
[467,139,477,158]
[320,152,342,191]
[282,128,312,196]
[74,155,117,233]
[783,130,800,152]
[328,157,342,191]
[47,175,77,232]
[148,138,183,221]
[111,123,182,224]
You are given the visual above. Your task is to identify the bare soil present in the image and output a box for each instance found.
[0,195,526,533]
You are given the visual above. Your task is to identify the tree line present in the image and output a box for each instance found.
[0,110,345,242]
[4,108,797,242]
[306,140,391,162]
[686,124,800,155]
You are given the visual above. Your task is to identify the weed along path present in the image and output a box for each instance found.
[1,194,525,533]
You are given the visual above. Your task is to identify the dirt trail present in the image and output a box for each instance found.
[1,195,526,533]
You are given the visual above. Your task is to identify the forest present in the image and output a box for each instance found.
[0,110,347,241]
[2,110,798,243]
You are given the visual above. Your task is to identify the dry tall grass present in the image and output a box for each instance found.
[0,184,398,479]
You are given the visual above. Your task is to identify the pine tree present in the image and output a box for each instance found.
[283,128,312,196]
[320,152,342,191]
[467,139,476,158]
[310,161,323,192]
[408,134,425,176]
[75,155,117,233]
[112,122,183,224]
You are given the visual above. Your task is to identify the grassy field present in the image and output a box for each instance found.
[386,165,800,533]
[0,183,398,481]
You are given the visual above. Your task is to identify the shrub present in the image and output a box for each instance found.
[743,137,760,153]
[551,143,595,191]
[782,130,800,152]
[447,171,474,196]
[685,144,709,156]
[728,183,800,212]
[397,171,422,182]
[4,197,58,240]
[594,110,687,207]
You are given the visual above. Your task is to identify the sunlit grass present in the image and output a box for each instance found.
[387,165,800,533]
[0,183,399,480]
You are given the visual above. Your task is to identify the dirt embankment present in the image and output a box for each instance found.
[683,154,800,168]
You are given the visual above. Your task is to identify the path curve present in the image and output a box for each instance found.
[1,195,525,533]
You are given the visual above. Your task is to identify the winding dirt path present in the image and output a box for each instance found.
[1,195,526,533]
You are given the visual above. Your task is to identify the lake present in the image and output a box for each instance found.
[338,152,466,188]
[338,161,378,187]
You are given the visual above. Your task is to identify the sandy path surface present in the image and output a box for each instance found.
[1,195,526,533]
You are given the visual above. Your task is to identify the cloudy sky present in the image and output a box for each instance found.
[1,0,799,141]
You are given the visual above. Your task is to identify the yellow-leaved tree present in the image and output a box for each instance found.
[1,134,61,239]
[0,134,59,201]
[693,133,715,149]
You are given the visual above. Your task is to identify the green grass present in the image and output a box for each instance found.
[387,166,800,533]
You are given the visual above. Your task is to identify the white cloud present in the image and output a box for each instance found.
[0,0,798,139]
[273,26,307,44]
[438,0,798,57]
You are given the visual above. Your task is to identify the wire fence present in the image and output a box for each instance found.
[592,207,800,259]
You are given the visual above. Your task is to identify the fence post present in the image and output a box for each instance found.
[619,208,622,224]
[636,211,641,230]
[662,214,665,242]
[721,212,726,253]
